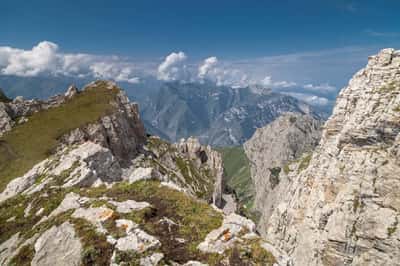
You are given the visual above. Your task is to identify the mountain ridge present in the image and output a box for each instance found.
[265,48,400,265]
[141,81,321,146]
[0,80,288,265]
[1,48,398,265]
[0,77,325,146]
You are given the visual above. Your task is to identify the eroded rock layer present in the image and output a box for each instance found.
[266,48,400,265]
[244,113,322,233]
[0,81,283,265]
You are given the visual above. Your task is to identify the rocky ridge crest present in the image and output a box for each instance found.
[0,81,284,265]
[0,86,71,137]
[141,81,320,146]
[266,48,400,265]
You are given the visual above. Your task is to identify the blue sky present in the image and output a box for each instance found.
[2,0,400,57]
[1,0,400,107]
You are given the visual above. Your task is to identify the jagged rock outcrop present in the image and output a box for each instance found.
[139,252,164,266]
[243,113,322,233]
[175,137,224,207]
[198,212,290,265]
[141,81,321,146]
[0,140,279,265]
[266,48,400,265]
[0,142,122,203]
[0,102,13,135]
[125,136,225,206]
[64,85,78,99]
[60,81,146,164]
[0,80,146,162]
[0,81,279,265]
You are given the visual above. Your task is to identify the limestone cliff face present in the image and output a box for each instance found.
[175,137,224,207]
[243,113,322,233]
[0,82,283,265]
[141,81,320,146]
[60,81,146,165]
[0,81,146,164]
[131,136,224,206]
[0,81,223,206]
[266,48,400,265]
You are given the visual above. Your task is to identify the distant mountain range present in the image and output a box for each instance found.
[139,81,324,146]
[0,75,325,146]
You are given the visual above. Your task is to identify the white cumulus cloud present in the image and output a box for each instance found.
[90,62,140,83]
[261,76,297,88]
[0,41,140,83]
[303,83,336,93]
[197,56,252,87]
[198,56,218,79]
[286,92,331,106]
[157,51,188,81]
[0,41,60,77]
[0,41,342,106]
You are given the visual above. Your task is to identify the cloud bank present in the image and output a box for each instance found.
[0,41,140,83]
[157,51,188,81]
[0,41,372,107]
[198,56,218,78]
[285,92,331,107]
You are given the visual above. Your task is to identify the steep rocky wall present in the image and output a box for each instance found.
[0,81,284,265]
[60,81,146,164]
[266,48,400,265]
[0,81,147,163]
[137,136,224,206]
[175,137,224,207]
[243,113,322,233]
[0,80,225,209]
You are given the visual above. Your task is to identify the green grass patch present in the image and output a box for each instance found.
[0,188,72,243]
[353,195,360,213]
[28,188,69,216]
[146,136,168,153]
[101,212,127,239]
[216,146,255,210]
[0,81,119,192]
[146,136,215,201]
[89,199,116,210]
[71,217,114,266]
[226,239,276,266]
[112,250,142,265]
[34,174,48,185]
[80,180,223,263]
[298,153,312,172]
[388,225,397,236]
[387,217,398,237]
[248,240,277,265]
[283,164,291,175]
[289,116,297,123]
[377,81,400,94]
[175,157,192,183]
[269,167,281,189]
